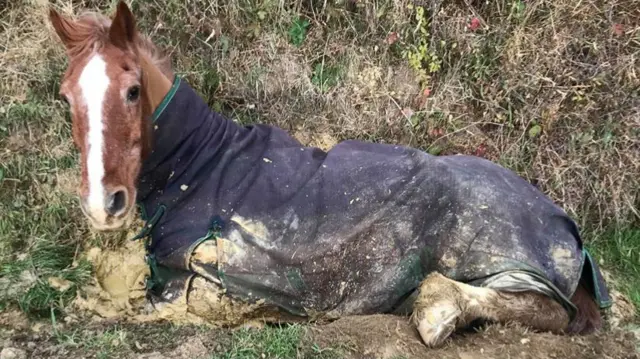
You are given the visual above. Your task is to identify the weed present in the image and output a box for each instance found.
[400,4,441,88]
[528,123,542,138]
[510,0,527,21]
[288,17,310,47]
[201,68,223,100]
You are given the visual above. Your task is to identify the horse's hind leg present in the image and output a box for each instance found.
[410,273,464,346]
[412,272,569,347]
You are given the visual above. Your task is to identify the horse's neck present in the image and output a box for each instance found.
[140,52,173,114]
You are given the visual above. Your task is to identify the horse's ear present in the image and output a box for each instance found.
[49,8,80,52]
[109,1,137,50]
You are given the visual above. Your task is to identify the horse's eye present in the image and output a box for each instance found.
[60,94,69,105]
[127,86,140,102]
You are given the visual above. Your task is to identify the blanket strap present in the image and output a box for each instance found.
[130,204,166,243]
[128,204,166,293]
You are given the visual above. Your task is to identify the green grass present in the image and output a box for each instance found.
[39,322,343,359]
[589,228,640,311]
[53,324,132,359]
[0,56,92,317]
[288,17,310,47]
[211,325,343,359]
[0,148,93,316]
[311,61,342,93]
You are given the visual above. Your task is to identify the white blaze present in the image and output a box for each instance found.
[79,54,110,221]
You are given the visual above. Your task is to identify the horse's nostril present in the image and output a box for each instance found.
[106,190,127,216]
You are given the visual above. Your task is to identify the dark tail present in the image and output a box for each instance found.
[565,282,603,334]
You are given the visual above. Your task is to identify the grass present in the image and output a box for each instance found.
[211,325,343,359]
[19,322,344,358]
[54,324,131,359]
[311,60,343,93]
[0,0,638,355]
[589,228,640,311]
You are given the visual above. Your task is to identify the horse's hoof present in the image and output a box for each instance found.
[415,301,461,347]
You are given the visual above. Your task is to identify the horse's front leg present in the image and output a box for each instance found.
[411,272,570,347]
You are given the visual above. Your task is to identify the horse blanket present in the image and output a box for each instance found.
[135,77,611,321]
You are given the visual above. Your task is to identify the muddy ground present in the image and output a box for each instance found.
[1,313,639,359]
[311,315,640,359]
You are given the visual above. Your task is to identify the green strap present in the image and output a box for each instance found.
[143,215,225,293]
[130,204,166,242]
[144,252,161,292]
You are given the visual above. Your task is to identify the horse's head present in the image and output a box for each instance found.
[49,2,160,231]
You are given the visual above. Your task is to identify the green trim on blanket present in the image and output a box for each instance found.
[152,76,182,123]
[582,248,613,309]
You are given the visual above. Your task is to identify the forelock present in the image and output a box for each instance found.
[65,12,112,57]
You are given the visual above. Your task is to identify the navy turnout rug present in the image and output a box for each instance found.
[133,77,611,321]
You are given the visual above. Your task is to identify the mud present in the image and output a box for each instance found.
[293,129,338,152]
[72,239,200,325]
[185,276,286,328]
[601,269,638,329]
[71,234,282,329]
[73,240,150,319]
[68,241,639,359]
[69,224,638,356]
[609,289,638,328]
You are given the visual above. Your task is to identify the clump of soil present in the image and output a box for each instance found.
[73,240,150,319]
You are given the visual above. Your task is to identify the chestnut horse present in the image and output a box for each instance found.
[49,1,610,347]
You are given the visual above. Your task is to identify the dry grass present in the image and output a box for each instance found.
[0,0,638,340]
[125,0,640,229]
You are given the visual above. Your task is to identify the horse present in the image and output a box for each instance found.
[48,1,611,347]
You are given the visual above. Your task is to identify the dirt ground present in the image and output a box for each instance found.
[1,312,639,359]
[310,315,640,359]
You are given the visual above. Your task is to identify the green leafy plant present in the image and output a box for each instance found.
[288,17,310,47]
[401,4,442,88]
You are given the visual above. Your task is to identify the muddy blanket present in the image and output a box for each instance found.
[135,77,611,321]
